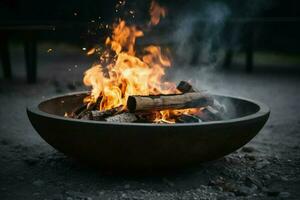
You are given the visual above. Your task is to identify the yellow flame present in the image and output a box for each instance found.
[83,1,200,123]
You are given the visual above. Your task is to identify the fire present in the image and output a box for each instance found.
[149,0,166,26]
[83,1,199,123]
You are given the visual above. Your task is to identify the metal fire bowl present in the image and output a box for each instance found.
[27,92,270,170]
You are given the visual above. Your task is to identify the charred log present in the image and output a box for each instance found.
[177,114,202,123]
[80,111,93,120]
[176,81,196,93]
[198,106,222,122]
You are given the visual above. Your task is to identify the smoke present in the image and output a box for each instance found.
[168,0,274,90]
[172,2,231,70]
[166,0,274,117]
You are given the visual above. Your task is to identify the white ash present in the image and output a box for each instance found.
[105,113,137,123]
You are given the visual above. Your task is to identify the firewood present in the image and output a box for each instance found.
[198,106,222,121]
[177,114,202,123]
[177,81,226,119]
[212,99,226,113]
[176,81,196,93]
[80,111,93,120]
[90,110,106,121]
[72,104,88,116]
[70,98,102,119]
[67,103,87,118]
[127,93,213,112]
[134,112,156,123]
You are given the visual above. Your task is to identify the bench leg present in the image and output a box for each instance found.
[0,37,12,79]
[24,36,37,84]
[246,44,253,73]
[223,49,233,69]
[245,26,254,73]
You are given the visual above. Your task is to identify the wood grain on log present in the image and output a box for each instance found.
[127,93,213,112]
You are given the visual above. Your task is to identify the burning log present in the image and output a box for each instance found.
[176,81,196,93]
[127,92,214,113]
[66,80,227,124]
[176,81,226,120]
[68,98,102,119]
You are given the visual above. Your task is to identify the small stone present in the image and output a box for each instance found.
[208,176,225,186]
[279,192,290,198]
[244,154,256,161]
[226,192,235,197]
[66,197,73,200]
[139,189,147,193]
[256,160,270,169]
[217,186,223,191]
[121,193,127,198]
[32,179,45,187]
[241,146,255,153]
[263,174,271,180]
[235,186,253,196]
[199,185,207,190]
[245,176,263,189]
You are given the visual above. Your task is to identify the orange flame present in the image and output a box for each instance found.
[149,0,166,26]
[83,1,199,123]
[87,48,96,55]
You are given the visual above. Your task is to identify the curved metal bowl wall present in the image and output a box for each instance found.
[27,92,270,170]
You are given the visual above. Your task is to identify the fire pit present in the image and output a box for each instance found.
[27,1,270,171]
[27,92,269,170]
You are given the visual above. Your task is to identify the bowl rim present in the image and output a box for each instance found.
[27,91,270,127]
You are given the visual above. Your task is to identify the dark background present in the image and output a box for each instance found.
[1,0,299,52]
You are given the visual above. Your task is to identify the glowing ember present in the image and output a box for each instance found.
[83,0,200,123]
[149,0,166,26]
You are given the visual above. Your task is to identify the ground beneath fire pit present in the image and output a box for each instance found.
[0,44,300,200]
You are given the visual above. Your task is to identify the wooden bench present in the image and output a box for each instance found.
[222,17,300,72]
[0,25,55,83]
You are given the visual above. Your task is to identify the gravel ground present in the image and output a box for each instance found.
[0,44,300,200]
